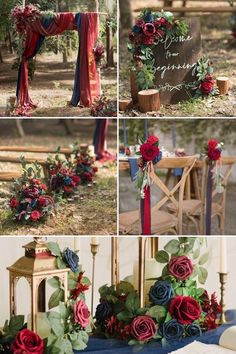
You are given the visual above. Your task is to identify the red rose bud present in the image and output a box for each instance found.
[72,175,81,184]
[10,198,18,209]
[41,184,47,190]
[140,142,159,161]
[146,135,159,145]
[168,255,193,281]
[208,139,218,150]
[84,172,93,181]
[64,186,72,193]
[30,210,41,221]
[169,296,202,325]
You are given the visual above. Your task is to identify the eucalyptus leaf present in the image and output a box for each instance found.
[164,240,180,254]
[155,250,169,263]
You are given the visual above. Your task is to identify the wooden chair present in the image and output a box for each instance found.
[167,156,236,235]
[119,156,197,235]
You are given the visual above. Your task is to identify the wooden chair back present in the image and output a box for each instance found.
[149,156,197,234]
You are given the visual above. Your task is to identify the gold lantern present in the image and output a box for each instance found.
[7,238,70,333]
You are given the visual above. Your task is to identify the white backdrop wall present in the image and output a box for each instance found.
[0,236,236,325]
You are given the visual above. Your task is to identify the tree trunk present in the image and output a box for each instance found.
[7,28,14,54]
[106,20,115,67]
[119,0,132,29]
[164,0,173,6]
[0,50,3,63]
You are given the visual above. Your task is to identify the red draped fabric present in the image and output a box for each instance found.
[17,12,99,108]
[79,13,99,107]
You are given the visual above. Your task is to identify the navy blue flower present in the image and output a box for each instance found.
[132,25,142,33]
[149,280,174,306]
[95,300,112,323]
[185,323,202,337]
[159,320,184,341]
[144,11,154,23]
[63,248,79,272]
[63,177,72,186]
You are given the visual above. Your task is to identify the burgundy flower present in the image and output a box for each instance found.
[70,272,90,300]
[143,23,156,37]
[140,142,159,161]
[131,315,157,342]
[168,255,193,281]
[10,198,18,209]
[23,186,40,199]
[38,196,47,207]
[208,148,221,161]
[208,139,218,150]
[200,75,215,95]
[11,329,44,354]
[169,296,202,325]
[146,135,159,145]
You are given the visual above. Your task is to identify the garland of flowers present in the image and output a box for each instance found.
[47,154,81,198]
[94,237,221,347]
[128,10,189,91]
[135,135,162,198]
[72,143,98,184]
[11,5,41,35]
[9,160,55,224]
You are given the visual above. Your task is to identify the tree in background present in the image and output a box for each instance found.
[119,0,132,29]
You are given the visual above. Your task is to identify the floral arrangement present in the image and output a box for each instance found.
[192,56,218,98]
[94,237,221,347]
[73,145,98,184]
[128,10,189,90]
[205,139,223,162]
[91,95,117,117]
[11,4,41,34]
[46,242,92,352]
[135,135,162,198]
[93,43,105,66]
[47,154,81,197]
[9,161,55,223]
[0,243,91,353]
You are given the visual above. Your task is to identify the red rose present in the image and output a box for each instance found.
[154,17,168,27]
[143,23,156,37]
[64,186,72,193]
[41,184,47,190]
[10,198,18,209]
[169,296,202,325]
[38,196,47,207]
[136,19,145,28]
[74,300,90,328]
[200,75,215,95]
[208,148,221,161]
[142,35,155,45]
[84,172,93,181]
[11,329,44,354]
[168,255,193,280]
[71,181,76,188]
[72,175,81,184]
[208,139,218,150]
[30,210,41,221]
[130,315,157,342]
[146,135,159,145]
[140,142,159,161]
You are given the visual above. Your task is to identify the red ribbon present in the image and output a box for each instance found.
[141,185,151,235]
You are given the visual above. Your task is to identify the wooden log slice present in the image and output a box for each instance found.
[119,99,133,111]
[138,89,160,113]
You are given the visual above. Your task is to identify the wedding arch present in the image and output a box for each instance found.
[12,6,107,110]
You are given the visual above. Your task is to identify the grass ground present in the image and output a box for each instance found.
[0,119,117,235]
[119,10,236,117]
[0,51,117,117]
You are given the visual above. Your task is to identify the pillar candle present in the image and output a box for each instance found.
[91,237,99,245]
[220,237,227,273]
[27,313,51,339]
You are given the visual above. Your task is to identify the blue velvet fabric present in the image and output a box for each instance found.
[128,158,139,181]
[74,310,236,354]
[70,13,81,107]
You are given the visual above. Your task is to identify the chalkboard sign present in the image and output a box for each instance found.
[153,18,202,104]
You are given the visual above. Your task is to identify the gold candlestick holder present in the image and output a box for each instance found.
[218,272,228,324]
[90,242,100,316]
